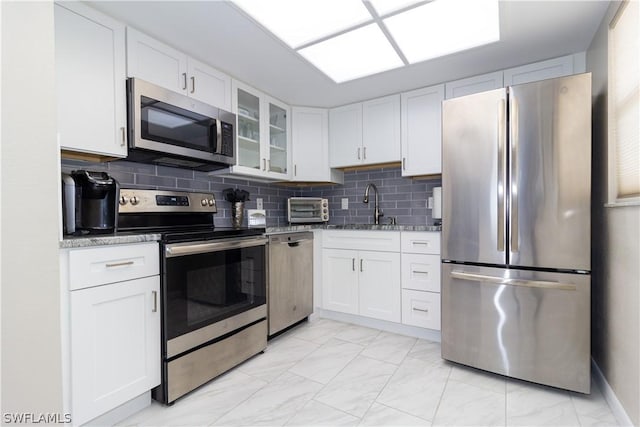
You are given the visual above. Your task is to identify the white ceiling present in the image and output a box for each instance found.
[87,0,610,108]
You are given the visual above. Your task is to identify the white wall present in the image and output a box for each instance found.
[1,1,63,416]
[587,2,640,426]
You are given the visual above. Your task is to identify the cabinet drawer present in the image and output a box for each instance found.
[323,230,400,252]
[401,253,440,292]
[69,242,159,290]
[401,231,440,254]
[401,289,440,330]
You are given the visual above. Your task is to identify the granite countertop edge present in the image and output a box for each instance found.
[266,224,442,233]
[59,233,162,249]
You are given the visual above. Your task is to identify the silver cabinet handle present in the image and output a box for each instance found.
[105,261,134,268]
[497,98,506,253]
[352,258,356,271]
[120,127,126,146]
[450,271,576,291]
[294,164,297,176]
[509,95,519,252]
[412,270,429,275]
[363,146,367,159]
[412,307,429,313]
[182,73,187,90]
[402,157,406,170]
[412,241,429,246]
[190,76,195,94]
[357,147,361,160]
[262,158,266,171]
[152,291,158,312]
[360,259,363,272]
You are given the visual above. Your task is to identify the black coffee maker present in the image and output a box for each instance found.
[72,170,119,234]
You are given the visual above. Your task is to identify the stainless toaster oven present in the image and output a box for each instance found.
[287,197,329,223]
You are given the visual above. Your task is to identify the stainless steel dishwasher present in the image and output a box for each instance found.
[268,232,313,336]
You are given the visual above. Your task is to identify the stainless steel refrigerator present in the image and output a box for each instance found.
[441,73,592,394]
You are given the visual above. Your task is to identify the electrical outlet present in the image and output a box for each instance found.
[256,198,263,210]
[341,198,349,210]
[427,197,434,209]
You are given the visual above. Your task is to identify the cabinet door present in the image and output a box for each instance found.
[329,103,363,168]
[55,3,127,157]
[445,71,503,99]
[234,82,262,171]
[70,276,160,425]
[266,97,290,177]
[322,249,359,315]
[358,251,401,322]
[503,54,574,86]
[400,85,444,176]
[292,107,329,181]
[187,57,232,111]
[362,94,401,165]
[126,27,188,94]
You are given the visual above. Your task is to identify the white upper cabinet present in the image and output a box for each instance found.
[227,80,291,180]
[291,107,344,183]
[329,103,363,168]
[400,84,444,176]
[126,28,231,111]
[55,2,127,157]
[445,71,504,99]
[503,54,576,87]
[362,94,401,165]
[329,94,401,168]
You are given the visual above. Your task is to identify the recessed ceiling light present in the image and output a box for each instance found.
[298,23,404,83]
[384,0,500,63]
[365,0,426,16]
[232,0,372,48]
[232,0,500,83]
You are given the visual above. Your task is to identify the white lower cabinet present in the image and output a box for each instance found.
[322,231,401,323]
[400,231,441,330]
[401,289,440,329]
[63,242,160,426]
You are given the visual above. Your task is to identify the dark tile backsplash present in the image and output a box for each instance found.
[296,168,441,226]
[61,159,441,228]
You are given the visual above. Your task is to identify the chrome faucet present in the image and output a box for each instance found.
[363,183,383,225]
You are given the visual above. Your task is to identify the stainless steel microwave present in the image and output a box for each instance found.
[126,78,236,171]
[287,197,329,223]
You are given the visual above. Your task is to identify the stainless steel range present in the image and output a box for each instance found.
[118,188,267,404]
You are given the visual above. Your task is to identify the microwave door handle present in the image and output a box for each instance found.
[214,121,222,154]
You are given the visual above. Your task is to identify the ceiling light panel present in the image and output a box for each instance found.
[298,23,403,83]
[232,0,372,48]
[366,0,426,16]
[384,0,500,63]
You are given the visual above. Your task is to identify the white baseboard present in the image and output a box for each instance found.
[81,392,150,427]
[315,309,441,342]
[592,359,635,427]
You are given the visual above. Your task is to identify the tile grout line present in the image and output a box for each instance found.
[429,361,454,427]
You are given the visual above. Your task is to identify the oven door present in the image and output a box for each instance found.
[162,236,267,357]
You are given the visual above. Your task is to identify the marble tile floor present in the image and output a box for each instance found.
[119,318,618,427]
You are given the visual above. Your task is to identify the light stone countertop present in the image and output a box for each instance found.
[266,224,441,234]
[60,224,440,248]
[59,232,162,249]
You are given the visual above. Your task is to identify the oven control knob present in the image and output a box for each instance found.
[208,199,215,206]
[201,199,208,206]
[130,196,140,205]
[119,196,129,205]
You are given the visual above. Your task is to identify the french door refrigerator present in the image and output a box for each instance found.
[441,73,592,393]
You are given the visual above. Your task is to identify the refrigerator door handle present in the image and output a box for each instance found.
[497,99,506,252]
[510,95,519,252]
[450,271,576,291]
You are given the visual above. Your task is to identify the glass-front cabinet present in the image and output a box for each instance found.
[230,80,290,180]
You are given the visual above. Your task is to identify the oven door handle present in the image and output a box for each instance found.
[165,237,268,257]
